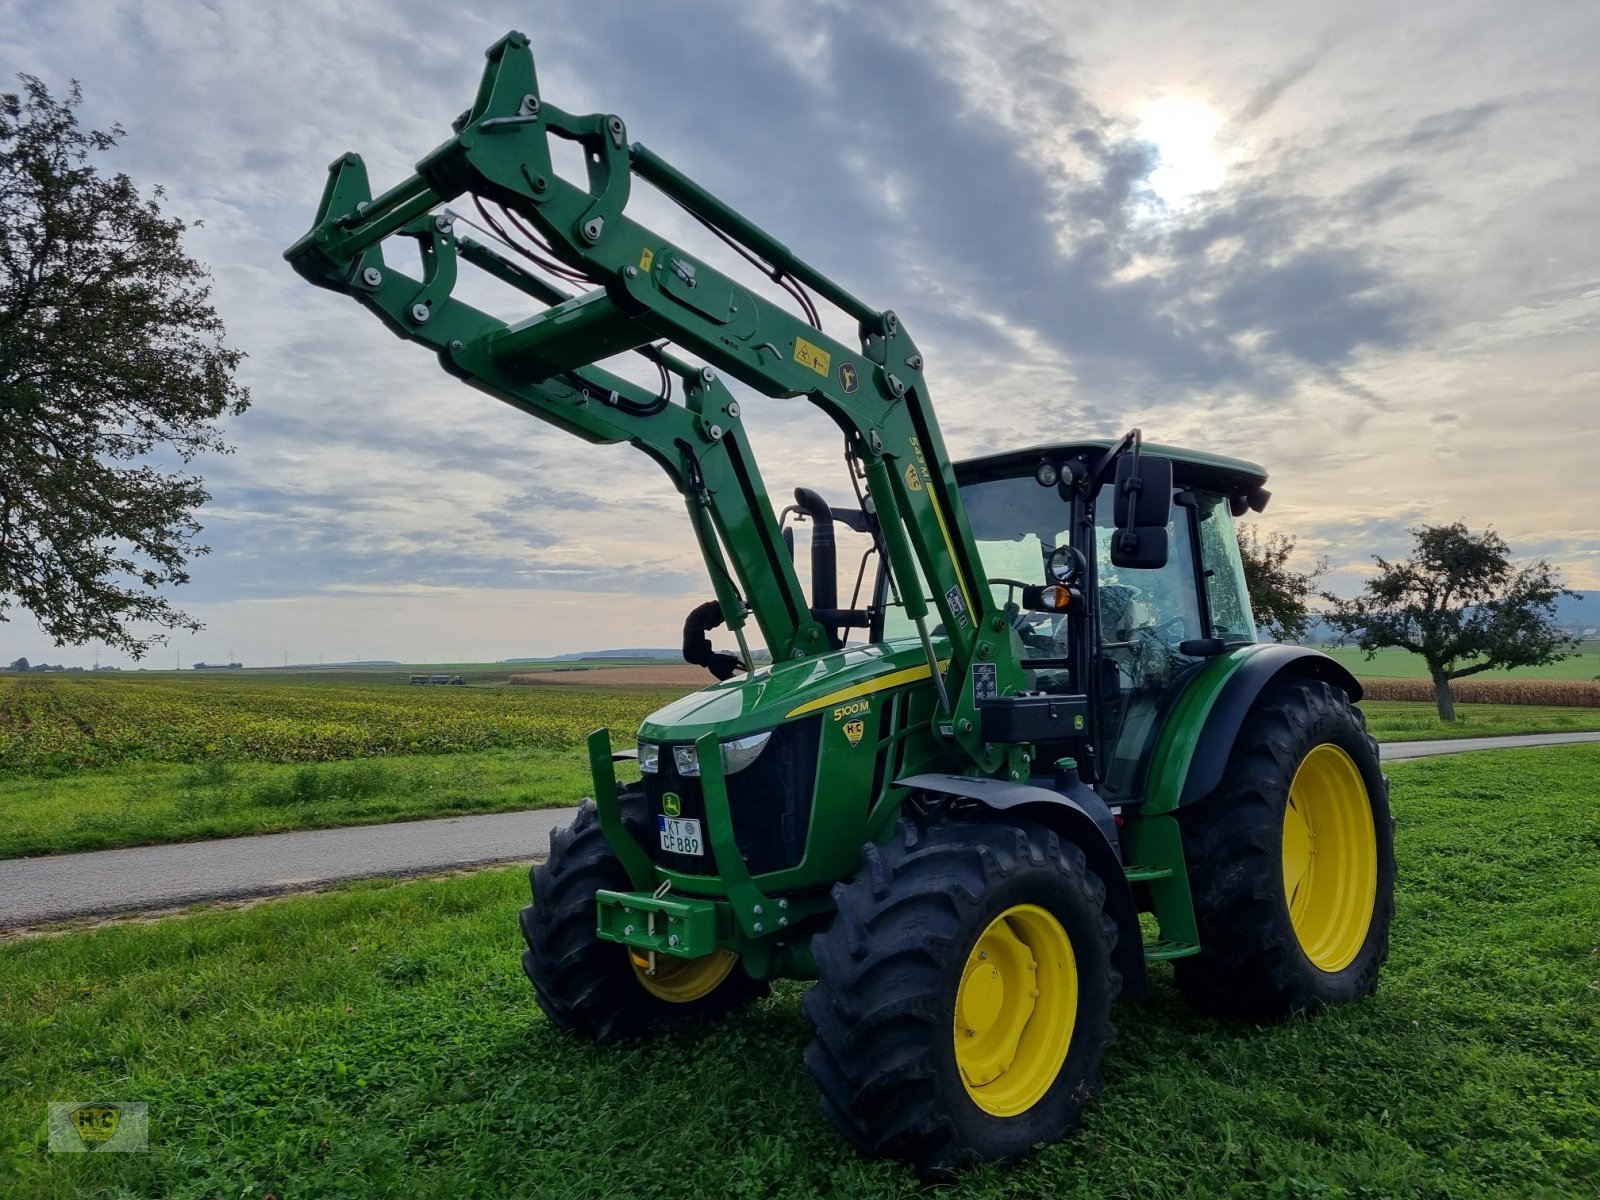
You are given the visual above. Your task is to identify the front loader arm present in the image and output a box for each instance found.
[284,30,1026,773]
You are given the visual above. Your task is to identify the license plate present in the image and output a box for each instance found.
[658,815,704,857]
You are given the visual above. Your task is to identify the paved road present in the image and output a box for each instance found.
[1376,731,1600,760]
[3,731,1596,929]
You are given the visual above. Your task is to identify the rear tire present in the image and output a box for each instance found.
[1175,679,1395,1021]
[520,788,767,1042]
[804,818,1119,1176]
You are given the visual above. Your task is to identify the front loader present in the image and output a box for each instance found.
[286,31,1395,1175]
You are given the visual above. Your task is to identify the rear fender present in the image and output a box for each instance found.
[1151,644,1363,816]
[895,772,1147,1000]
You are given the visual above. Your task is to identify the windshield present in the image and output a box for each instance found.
[880,474,1072,657]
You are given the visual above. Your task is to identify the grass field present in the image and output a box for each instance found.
[1360,701,1600,742]
[1321,640,1600,681]
[1,745,1595,1198]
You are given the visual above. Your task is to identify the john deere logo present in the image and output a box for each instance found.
[662,792,682,817]
[70,1105,121,1145]
[838,362,859,393]
[904,463,922,492]
[843,719,865,747]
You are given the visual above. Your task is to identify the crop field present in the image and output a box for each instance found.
[1360,677,1600,707]
[1320,640,1600,681]
[2,746,1596,1199]
[0,672,684,774]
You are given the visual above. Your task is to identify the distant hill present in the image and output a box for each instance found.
[1555,592,1598,634]
[505,649,681,662]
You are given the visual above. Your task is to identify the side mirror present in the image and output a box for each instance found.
[1111,454,1172,570]
[1113,454,1173,529]
[1110,525,1168,570]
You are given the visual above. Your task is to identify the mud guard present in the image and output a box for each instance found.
[895,772,1147,1001]
[1174,645,1363,811]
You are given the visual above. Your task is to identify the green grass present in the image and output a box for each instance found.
[0,749,640,859]
[1361,701,1600,742]
[1320,641,1600,680]
[2,746,1596,1199]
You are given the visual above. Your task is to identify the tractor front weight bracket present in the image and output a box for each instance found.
[595,889,721,959]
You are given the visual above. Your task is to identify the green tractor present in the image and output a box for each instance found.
[287,32,1395,1174]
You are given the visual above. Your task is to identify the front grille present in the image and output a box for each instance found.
[642,715,822,877]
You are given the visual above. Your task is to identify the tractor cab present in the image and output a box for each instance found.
[878,438,1269,805]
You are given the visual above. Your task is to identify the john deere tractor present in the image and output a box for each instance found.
[287,31,1395,1174]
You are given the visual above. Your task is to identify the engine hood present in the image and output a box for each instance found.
[637,638,939,743]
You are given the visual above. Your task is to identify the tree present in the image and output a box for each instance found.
[1322,523,1577,721]
[7,656,26,672]
[1235,525,1328,642]
[0,76,248,657]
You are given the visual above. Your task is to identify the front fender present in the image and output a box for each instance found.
[894,772,1147,1000]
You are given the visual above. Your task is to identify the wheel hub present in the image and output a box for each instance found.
[954,904,1077,1116]
[1282,743,1379,972]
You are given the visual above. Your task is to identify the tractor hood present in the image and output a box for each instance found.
[637,639,937,743]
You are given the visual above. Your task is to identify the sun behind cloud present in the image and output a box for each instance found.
[1138,95,1228,205]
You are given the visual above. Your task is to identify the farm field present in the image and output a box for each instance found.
[0,671,684,774]
[2,745,1596,1199]
[1320,639,1600,681]
[2,670,1599,858]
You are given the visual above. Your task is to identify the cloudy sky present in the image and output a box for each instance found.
[4,0,1596,666]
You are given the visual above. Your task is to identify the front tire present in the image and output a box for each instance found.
[803,818,1119,1175]
[520,789,767,1042]
[1175,679,1395,1021]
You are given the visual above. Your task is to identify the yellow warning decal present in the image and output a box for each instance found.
[639,247,655,272]
[904,462,923,492]
[794,336,831,377]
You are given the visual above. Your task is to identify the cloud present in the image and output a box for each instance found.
[1,0,1595,664]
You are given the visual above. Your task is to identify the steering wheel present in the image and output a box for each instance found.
[1139,615,1188,642]
[987,577,1033,604]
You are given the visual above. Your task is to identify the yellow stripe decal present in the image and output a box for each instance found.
[927,483,975,618]
[785,662,942,718]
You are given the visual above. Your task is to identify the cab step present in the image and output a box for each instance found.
[1143,940,1201,961]
[1122,864,1174,882]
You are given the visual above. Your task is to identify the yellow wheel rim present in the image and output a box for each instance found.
[1282,743,1378,972]
[629,948,739,1003]
[953,903,1077,1118]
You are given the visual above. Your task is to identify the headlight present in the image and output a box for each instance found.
[668,731,773,778]
[720,731,772,776]
[638,742,659,774]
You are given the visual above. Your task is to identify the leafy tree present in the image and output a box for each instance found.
[7,656,27,672]
[1,76,248,657]
[1235,525,1327,642]
[1322,523,1577,721]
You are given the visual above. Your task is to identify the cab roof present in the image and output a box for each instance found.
[955,439,1268,496]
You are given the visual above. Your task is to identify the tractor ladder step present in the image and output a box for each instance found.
[1143,940,1201,962]
[1122,865,1174,882]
